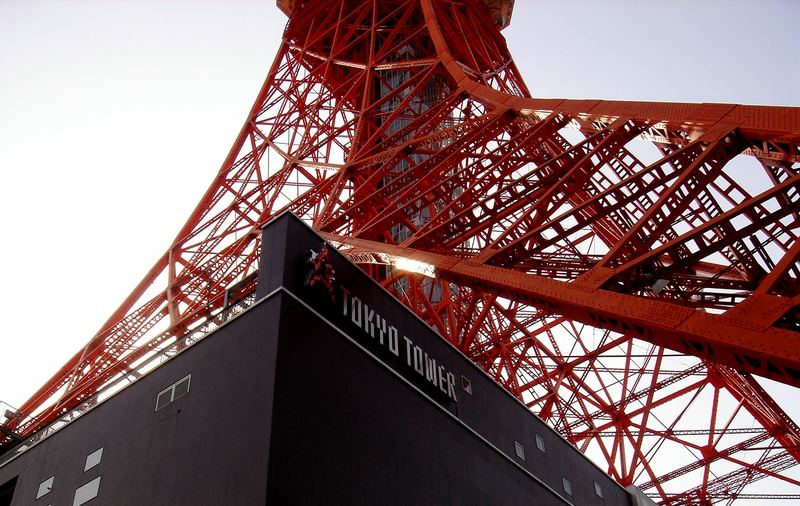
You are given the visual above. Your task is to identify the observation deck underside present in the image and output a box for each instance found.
[277,0,515,28]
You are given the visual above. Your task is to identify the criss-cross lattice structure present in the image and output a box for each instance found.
[3,1,800,503]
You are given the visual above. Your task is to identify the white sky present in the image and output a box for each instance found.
[0,0,798,420]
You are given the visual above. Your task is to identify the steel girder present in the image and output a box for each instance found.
[4,0,800,503]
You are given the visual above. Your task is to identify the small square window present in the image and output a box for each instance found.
[562,477,572,496]
[73,476,100,506]
[461,375,472,394]
[155,374,192,411]
[514,441,526,461]
[155,390,172,411]
[173,376,191,399]
[594,480,604,498]
[535,434,545,452]
[36,476,54,499]
[84,447,103,472]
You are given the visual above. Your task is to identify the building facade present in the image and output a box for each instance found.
[0,213,644,505]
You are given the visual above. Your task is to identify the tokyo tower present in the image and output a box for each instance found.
[2,0,800,503]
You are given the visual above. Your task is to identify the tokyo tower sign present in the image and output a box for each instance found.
[3,0,800,503]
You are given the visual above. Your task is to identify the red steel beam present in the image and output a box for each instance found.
[328,234,800,386]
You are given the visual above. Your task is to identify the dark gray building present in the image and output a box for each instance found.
[0,213,646,505]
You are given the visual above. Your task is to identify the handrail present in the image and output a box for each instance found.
[0,288,258,468]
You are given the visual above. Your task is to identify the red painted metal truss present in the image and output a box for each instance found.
[5,0,800,503]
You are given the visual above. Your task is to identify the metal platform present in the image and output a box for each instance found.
[277,0,515,28]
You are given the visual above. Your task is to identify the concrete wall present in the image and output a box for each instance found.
[0,297,282,505]
[258,213,631,505]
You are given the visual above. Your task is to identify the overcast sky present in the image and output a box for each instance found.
[0,0,798,418]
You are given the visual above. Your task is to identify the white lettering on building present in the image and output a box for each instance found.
[342,287,458,402]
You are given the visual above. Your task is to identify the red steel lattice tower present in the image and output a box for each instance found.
[3,1,800,503]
